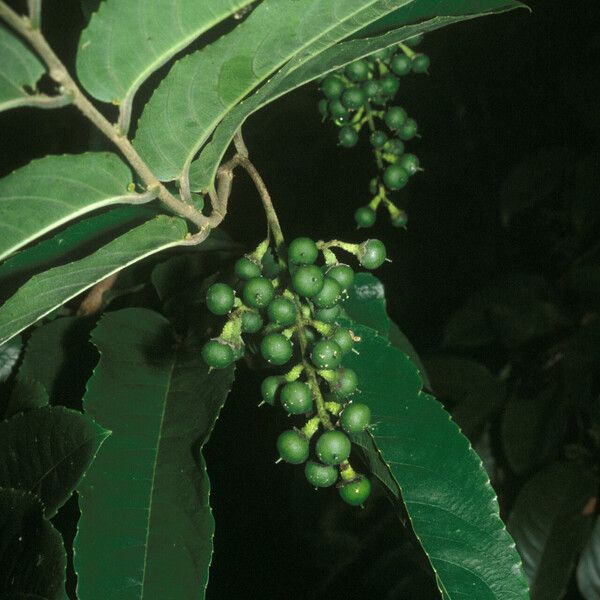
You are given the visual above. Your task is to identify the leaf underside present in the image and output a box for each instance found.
[74,308,235,600]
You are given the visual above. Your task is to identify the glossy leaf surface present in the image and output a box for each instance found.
[578,518,600,600]
[75,308,235,600]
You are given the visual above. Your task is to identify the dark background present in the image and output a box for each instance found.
[1,1,599,598]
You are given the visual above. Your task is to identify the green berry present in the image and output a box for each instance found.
[383,164,409,190]
[338,126,359,148]
[311,277,343,309]
[267,297,297,327]
[261,333,293,366]
[202,339,234,369]
[354,206,376,228]
[362,79,381,99]
[234,256,262,280]
[370,130,387,149]
[292,264,324,297]
[288,237,318,265]
[318,98,329,118]
[205,283,235,316]
[302,326,318,345]
[341,86,366,110]
[330,328,353,355]
[314,305,342,324]
[345,59,370,82]
[305,461,338,488]
[380,74,400,97]
[330,368,359,398]
[391,210,408,229]
[316,430,351,465]
[371,47,393,62]
[358,239,387,270]
[311,339,343,369]
[385,106,408,130]
[399,153,420,175]
[277,430,309,464]
[339,476,372,506]
[390,53,411,76]
[280,381,313,415]
[326,264,354,291]
[321,74,345,99]
[241,310,263,333]
[398,117,418,140]
[404,34,423,47]
[411,53,430,74]
[384,138,405,156]
[261,376,280,405]
[329,99,350,122]
[242,276,274,309]
[340,402,371,433]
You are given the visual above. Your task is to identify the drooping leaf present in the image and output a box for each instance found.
[346,325,528,599]
[425,355,504,440]
[388,321,431,389]
[0,488,66,599]
[135,0,447,181]
[0,153,155,263]
[577,517,600,600]
[0,215,189,345]
[74,308,235,600]
[0,406,109,517]
[0,25,47,113]
[189,3,525,191]
[507,462,597,600]
[4,378,49,418]
[0,335,21,382]
[76,0,256,116]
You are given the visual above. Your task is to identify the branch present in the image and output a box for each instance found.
[27,0,40,29]
[0,1,209,232]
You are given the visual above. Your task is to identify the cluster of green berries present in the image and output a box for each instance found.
[202,236,388,506]
[317,34,428,230]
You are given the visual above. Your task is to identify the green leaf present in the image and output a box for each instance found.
[0,205,159,294]
[0,215,189,345]
[189,3,524,191]
[507,462,597,600]
[0,153,154,263]
[76,0,256,117]
[0,488,66,600]
[0,406,109,517]
[134,0,438,181]
[577,518,600,600]
[0,336,21,382]
[74,308,235,600]
[0,25,46,113]
[346,325,528,599]
[4,378,49,418]
[425,355,504,440]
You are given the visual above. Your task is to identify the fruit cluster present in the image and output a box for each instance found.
[317,34,429,230]
[202,236,388,506]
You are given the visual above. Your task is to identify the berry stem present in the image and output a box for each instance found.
[399,42,416,59]
[365,101,384,171]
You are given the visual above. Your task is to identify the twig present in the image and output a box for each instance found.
[26,0,40,29]
[77,273,118,315]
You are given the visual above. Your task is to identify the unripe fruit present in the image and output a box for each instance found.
[326,264,354,291]
[318,98,329,118]
[362,79,381,99]
[261,333,293,366]
[305,461,338,488]
[321,74,345,99]
[330,368,359,398]
[390,53,411,76]
[288,237,318,265]
[398,117,418,140]
[261,376,280,405]
[338,126,359,148]
[316,430,351,465]
[292,265,324,297]
[345,59,370,82]
[391,210,409,229]
[311,277,343,309]
[206,283,235,316]
[385,106,408,130]
[384,138,405,156]
[314,305,342,324]
[341,86,366,110]
[405,33,423,47]
[358,239,387,270]
[277,430,309,464]
[380,74,399,97]
[354,206,376,228]
[330,328,353,355]
[241,310,263,333]
[267,297,297,327]
[202,339,234,369]
[370,130,387,149]
[340,402,371,433]
[311,339,343,369]
[411,53,430,74]
[234,256,261,280]
[280,381,313,414]
[399,153,420,175]
[329,99,350,122]
[339,476,372,506]
[242,276,274,309]
[383,164,409,191]
[371,47,393,61]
